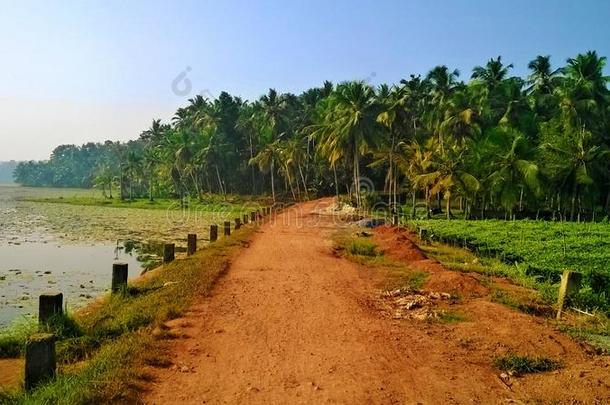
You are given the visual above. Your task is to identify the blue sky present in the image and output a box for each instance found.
[1,0,609,160]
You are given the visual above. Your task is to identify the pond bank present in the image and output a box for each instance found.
[0,220,258,403]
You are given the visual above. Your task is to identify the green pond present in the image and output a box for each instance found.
[0,185,241,328]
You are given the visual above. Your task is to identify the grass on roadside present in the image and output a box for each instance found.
[559,314,610,354]
[494,354,563,374]
[23,194,272,212]
[0,225,255,404]
[0,320,38,359]
[438,311,468,323]
[333,228,428,292]
[347,239,379,257]
[413,229,610,354]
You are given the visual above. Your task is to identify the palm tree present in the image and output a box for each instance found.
[527,55,561,95]
[377,85,412,207]
[483,127,540,217]
[541,124,608,220]
[416,139,479,219]
[280,137,310,200]
[471,56,514,90]
[125,148,143,201]
[557,51,609,131]
[140,119,168,143]
[425,66,461,148]
[439,87,481,145]
[312,81,381,206]
[142,146,160,201]
[250,140,280,202]
[93,164,116,199]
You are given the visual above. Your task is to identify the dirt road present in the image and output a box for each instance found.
[142,199,610,404]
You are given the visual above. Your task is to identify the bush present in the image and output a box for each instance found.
[347,239,379,257]
[494,354,562,374]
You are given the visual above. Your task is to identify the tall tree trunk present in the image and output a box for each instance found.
[411,191,416,218]
[570,182,578,222]
[215,165,224,195]
[190,171,201,198]
[333,165,339,199]
[446,195,451,220]
[120,166,125,201]
[519,186,524,211]
[392,169,398,207]
[129,171,133,201]
[298,163,309,200]
[353,147,361,207]
[388,132,395,207]
[149,167,154,202]
[248,133,256,194]
[285,164,297,201]
[270,158,276,203]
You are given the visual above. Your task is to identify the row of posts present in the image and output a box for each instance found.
[23,206,273,390]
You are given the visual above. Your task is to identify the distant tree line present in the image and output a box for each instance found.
[14,51,610,220]
[0,161,17,183]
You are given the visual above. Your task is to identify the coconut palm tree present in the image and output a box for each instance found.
[471,56,514,90]
[416,139,479,219]
[483,127,540,217]
[312,81,381,206]
[250,140,280,202]
[527,55,561,95]
[541,124,608,220]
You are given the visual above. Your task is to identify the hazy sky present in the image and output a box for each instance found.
[1,0,609,161]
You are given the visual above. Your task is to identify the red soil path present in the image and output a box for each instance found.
[141,199,610,404]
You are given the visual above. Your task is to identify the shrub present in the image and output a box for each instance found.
[494,354,562,374]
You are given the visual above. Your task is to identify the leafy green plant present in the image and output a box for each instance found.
[494,354,562,374]
[0,318,37,358]
[412,219,610,312]
[439,311,467,323]
[347,239,379,257]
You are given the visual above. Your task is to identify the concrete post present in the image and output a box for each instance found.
[556,270,582,319]
[38,293,63,324]
[111,263,128,293]
[187,234,197,256]
[210,224,218,242]
[235,218,241,230]
[224,221,231,236]
[24,333,56,390]
[163,243,175,263]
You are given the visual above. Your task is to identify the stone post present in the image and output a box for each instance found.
[163,243,175,263]
[111,263,128,293]
[38,293,63,324]
[25,333,56,390]
[556,270,582,319]
[187,234,197,256]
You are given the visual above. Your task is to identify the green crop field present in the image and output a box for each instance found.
[411,219,610,311]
